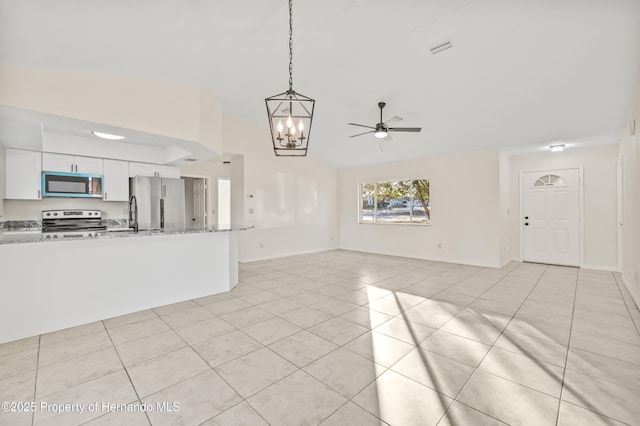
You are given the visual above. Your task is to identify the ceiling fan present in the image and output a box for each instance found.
[348,102,422,141]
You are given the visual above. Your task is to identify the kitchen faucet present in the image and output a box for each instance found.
[129,195,139,233]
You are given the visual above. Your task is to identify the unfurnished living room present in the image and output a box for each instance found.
[0,1,639,425]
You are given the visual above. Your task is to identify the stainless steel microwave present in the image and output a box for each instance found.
[41,171,104,198]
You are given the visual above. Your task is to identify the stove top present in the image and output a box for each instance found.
[42,209,106,233]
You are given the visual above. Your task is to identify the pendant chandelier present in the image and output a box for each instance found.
[265,0,315,157]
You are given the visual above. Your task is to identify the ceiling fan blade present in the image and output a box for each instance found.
[349,130,375,138]
[388,127,422,132]
[384,116,403,126]
[348,123,376,129]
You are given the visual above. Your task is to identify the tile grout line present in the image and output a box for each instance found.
[430,263,552,424]
[30,334,41,426]
[553,267,580,426]
[612,272,640,336]
[102,319,153,426]
[346,262,529,424]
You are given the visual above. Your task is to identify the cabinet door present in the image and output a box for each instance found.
[129,162,157,178]
[75,156,104,174]
[42,153,75,172]
[5,149,42,200]
[103,159,130,202]
[156,165,181,179]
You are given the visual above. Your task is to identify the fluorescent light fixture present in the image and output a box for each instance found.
[430,38,453,55]
[92,131,125,140]
[549,144,565,152]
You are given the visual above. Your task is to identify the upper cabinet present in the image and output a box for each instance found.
[42,153,103,174]
[5,148,42,200]
[103,159,130,202]
[129,162,180,179]
[156,165,181,179]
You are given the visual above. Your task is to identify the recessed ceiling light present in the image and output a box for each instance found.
[92,131,125,140]
[549,144,565,152]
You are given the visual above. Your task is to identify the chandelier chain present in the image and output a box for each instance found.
[288,0,293,91]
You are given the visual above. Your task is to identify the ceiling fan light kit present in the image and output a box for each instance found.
[349,101,422,142]
[265,0,315,157]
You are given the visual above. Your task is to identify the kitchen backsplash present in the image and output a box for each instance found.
[1,199,129,221]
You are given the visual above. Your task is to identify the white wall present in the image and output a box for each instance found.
[509,144,618,270]
[222,115,339,262]
[0,147,4,217]
[229,155,245,227]
[2,199,128,221]
[338,149,503,267]
[0,66,223,154]
[619,71,640,305]
[499,150,511,266]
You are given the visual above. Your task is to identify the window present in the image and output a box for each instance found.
[534,174,567,187]
[359,179,430,225]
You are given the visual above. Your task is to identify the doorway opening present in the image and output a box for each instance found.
[182,176,209,226]
[217,178,231,229]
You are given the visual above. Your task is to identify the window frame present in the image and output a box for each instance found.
[358,178,430,226]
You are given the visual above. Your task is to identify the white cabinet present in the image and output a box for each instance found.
[156,165,181,179]
[128,162,157,178]
[42,153,103,174]
[75,156,104,174]
[103,159,130,202]
[129,162,180,179]
[5,149,42,200]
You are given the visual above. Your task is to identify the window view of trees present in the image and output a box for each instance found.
[360,179,430,225]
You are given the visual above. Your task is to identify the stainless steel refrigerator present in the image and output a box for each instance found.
[129,176,185,230]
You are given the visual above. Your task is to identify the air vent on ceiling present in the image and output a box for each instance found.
[430,38,453,55]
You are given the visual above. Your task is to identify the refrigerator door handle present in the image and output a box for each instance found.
[160,198,165,229]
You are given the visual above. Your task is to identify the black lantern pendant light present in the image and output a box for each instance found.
[265,0,315,157]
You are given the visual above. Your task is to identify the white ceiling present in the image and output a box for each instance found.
[1,0,639,168]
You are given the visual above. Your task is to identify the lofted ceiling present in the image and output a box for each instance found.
[1,0,639,168]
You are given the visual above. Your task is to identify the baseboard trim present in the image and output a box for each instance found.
[337,247,502,269]
[239,247,337,263]
[621,274,640,310]
[581,264,619,272]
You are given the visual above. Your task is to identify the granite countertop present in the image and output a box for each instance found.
[0,224,254,245]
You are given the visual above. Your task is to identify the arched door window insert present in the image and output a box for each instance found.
[533,174,567,187]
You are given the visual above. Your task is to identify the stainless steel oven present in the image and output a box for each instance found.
[42,209,107,238]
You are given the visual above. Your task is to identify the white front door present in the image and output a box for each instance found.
[193,179,207,225]
[523,169,580,266]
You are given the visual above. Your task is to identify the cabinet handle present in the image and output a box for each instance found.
[104,192,107,200]
[71,165,74,172]
[75,165,78,172]
[38,190,41,199]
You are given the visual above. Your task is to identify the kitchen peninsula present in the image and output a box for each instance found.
[0,225,252,344]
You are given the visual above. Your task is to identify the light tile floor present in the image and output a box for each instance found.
[1,250,640,425]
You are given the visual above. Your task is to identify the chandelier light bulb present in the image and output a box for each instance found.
[277,120,283,132]
[298,120,304,131]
